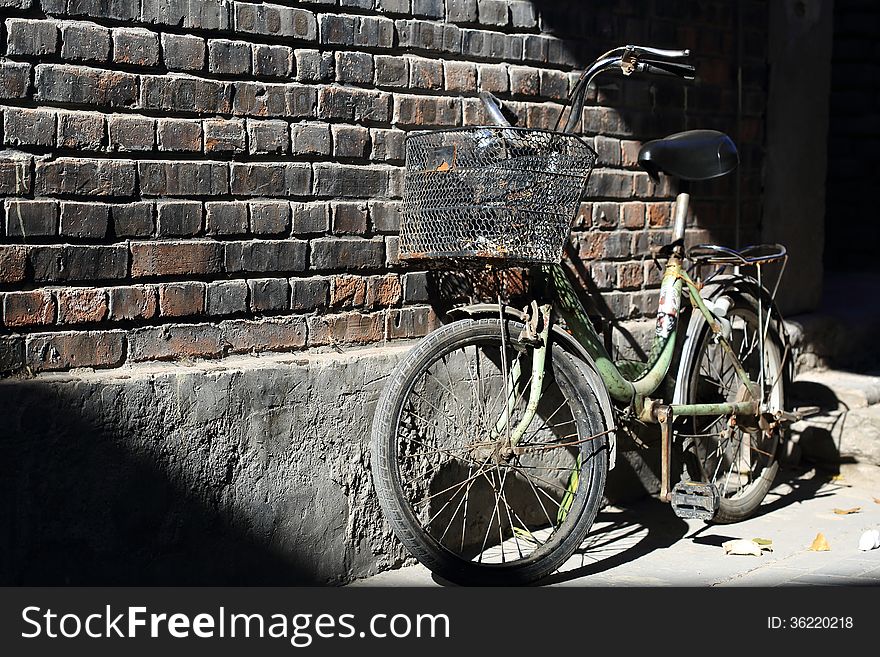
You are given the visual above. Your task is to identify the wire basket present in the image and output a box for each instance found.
[399,127,597,265]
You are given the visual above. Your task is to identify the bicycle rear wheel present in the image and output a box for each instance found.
[681,291,787,523]
[371,318,609,585]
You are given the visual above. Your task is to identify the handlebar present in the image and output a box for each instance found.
[476,45,697,133]
[557,44,696,134]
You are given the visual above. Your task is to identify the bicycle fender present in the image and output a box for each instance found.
[671,274,792,406]
[448,303,618,469]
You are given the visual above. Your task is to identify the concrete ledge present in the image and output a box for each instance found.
[0,346,414,585]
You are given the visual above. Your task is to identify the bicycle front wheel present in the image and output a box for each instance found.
[371,318,609,585]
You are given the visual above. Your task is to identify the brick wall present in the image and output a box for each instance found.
[824,0,878,271]
[0,0,769,375]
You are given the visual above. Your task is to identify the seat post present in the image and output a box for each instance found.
[671,180,690,244]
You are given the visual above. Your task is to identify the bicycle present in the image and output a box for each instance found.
[370,45,802,585]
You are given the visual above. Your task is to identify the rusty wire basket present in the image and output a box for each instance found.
[398,127,597,265]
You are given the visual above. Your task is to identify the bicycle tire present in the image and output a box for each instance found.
[680,290,787,523]
[371,318,609,585]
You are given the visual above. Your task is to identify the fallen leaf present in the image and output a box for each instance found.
[874,497,880,504]
[833,507,861,515]
[809,532,831,551]
[723,539,763,556]
[752,537,773,546]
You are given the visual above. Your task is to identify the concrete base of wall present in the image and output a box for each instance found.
[0,347,412,585]
[0,340,668,585]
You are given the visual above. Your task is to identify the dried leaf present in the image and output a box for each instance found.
[873,497,880,505]
[833,507,861,515]
[752,537,773,546]
[809,532,831,551]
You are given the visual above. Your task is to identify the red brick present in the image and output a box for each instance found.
[617,262,643,291]
[647,202,671,228]
[578,232,608,260]
[158,282,206,317]
[130,241,223,278]
[3,290,55,327]
[331,276,367,309]
[25,331,125,372]
[365,274,401,309]
[56,288,108,324]
[0,245,26,284]
[621,203,646,229]
[108,286,158,321]
[307,311,384,346]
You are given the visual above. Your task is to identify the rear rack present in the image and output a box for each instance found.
[688,243,787,266]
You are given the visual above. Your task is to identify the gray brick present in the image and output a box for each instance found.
[60,22,111,62]
[477,0,508,26]
[139,161,229,196]
[369,200,400,232]
[331,124,369,158]
[140,74,230,114]
[234,2,317,40]
[58,0,139,21]
[29,245,128,282]
[335,51,373,85]
[249,200,290,235]
[291,121,330,156]
[247,119,289,155]
[375,55,409,87]
[231,81,316,118]
[447,0,477,23]
[35,159,136,197]
[6,18,58,56]
[314,163,391,199]
[3,108,56,147]
[310,237,385,271]
[253,44,294,78]
[156,200,202,237]
[161,33,205,71]
[206,280,248,316]
[413,0,444,18]
[509,1,537,28]
[157,118,202,152]
[225,240,308,273]
[0,61,31,99]
[209,39,252,76]
[141,0,230,31]
[56,111,105,150]
[295,49,334,82]
[410,57,443,89]
[403,271,430,302]
[291,202,329,235]
[111,202,154,238]
[290,277,328,311]
[205,201,248,236]
[113,28,160,67]
[0,157,31,196]
[204,118,246,153]
[4,199,57,238]
[229,163,311,197]
[36,64,137,108]
[317,87,391,123]
[108,114,155,151]
[248,278,289,313]
[59,201,110,239]
[376,0,410,14]
[370,129,405,162]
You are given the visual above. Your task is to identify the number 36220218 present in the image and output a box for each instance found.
[768,617,853,629]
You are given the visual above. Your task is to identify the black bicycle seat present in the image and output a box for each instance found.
[638,130,738,181]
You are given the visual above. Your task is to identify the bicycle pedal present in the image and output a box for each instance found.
[670,480,720,520]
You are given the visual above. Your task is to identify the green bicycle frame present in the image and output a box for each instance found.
[496,252,761,451]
